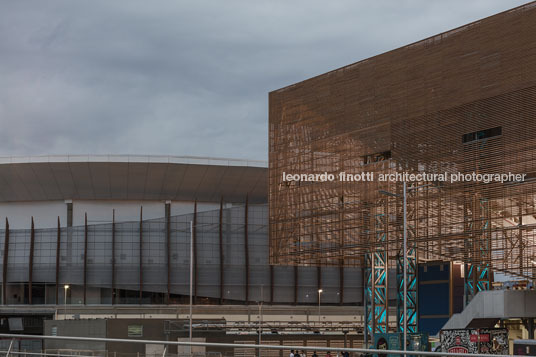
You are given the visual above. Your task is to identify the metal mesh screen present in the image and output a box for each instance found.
[0,203,363,304]
[269,3,536,279]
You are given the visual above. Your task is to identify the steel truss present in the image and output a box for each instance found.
[364,200,389,340]
[464,197,491,304]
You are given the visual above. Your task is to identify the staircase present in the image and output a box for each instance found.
[442,289,536,330]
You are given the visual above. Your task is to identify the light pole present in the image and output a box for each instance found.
[317,289,323,323]
[63,284,69,320]
[189,220,193,356]
[258,285,263,357]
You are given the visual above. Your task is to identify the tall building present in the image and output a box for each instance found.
[269,1,536,335]
[269,1,536,276]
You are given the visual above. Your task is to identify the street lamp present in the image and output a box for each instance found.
[258,285,264,357]
[317,289,323,323]
[64,284,69,319]
[189,221,193,356]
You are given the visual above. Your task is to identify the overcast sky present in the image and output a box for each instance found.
[0,1,531,161]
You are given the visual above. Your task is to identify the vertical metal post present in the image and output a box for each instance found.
[189,220,193,356]
[55,217,61,305]
[2,218,9,305]
[403,181,407,352]
[269,265,274,304]
[258,285,263,357]
[245,196,249,303]
[84,213,88,305]
[339,266,344,305]
[64,285,68,317]
[165,202,171,304]
[139,206,143,304]
[219,197,224,304]
[318,289,322,323]
[29,217,35,304]
[363,203,373,345]
[363,262,369,347]
[293,265,298,305]
[193,201,197,304]
[111,210,116,305]
[317,266,321,297]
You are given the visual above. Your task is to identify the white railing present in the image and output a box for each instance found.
[0,333,513,357]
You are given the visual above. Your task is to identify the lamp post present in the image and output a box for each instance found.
[64,284,69,320]
[317,289,323,323]
[189,220,193,356]
[258,285,263,357]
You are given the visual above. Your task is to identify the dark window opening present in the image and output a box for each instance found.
[363,151,391,164]
[462,126,502,143]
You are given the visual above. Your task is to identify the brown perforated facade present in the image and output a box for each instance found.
[269,2,536,279]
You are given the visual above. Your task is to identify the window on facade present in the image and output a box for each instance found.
[363,151,391,164]
[462,126,502,143]
[128,325,143,337]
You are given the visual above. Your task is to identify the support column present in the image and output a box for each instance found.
[66,200,73,228]
[111,210,116,305]
[397,184,418,334]
[525,318,535,340]
[139,207,143,304]
[29,217,35,305]
[245,196,249,303]
[55,217,61,305]
[364,253,373,343]
[364,200,389,338]
[476,199,491,292]
[165,202,171,304]
[363,203,373,344]
[219,197,224,304]
[464,196,491,305]
[84,213,88,305]
[2,219,9,305]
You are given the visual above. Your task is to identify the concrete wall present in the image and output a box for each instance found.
[44,319,106,352]
[0,201,66,229]
[0,199,228,229]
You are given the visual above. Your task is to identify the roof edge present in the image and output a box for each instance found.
[0,154,268,168]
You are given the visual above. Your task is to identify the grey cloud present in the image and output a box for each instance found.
[0,0,530,160]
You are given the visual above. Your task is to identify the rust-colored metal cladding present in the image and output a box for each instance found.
[269,2,536,280]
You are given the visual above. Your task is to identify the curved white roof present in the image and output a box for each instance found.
[0,155,267,203]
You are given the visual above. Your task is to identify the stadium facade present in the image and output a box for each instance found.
[0,155,371,307]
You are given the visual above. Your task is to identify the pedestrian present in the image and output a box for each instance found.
[302,350,307,357]
[326,351,331,357]
[312,351,318,357]
[290,350,295,357]
[295,351,301,357]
